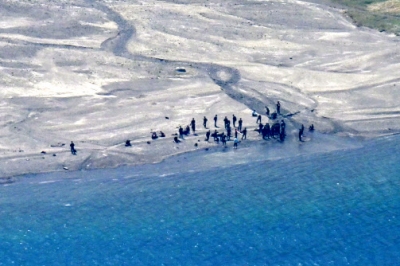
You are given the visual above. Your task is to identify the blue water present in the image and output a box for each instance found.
[0,136,399,265]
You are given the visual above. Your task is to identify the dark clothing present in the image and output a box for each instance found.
[277,101,281,114]
[258,123,263,134]
[191,119,196,132]
[256,115,262,124]
[203,117,208,128]
[299,125,304,141]
[224,117,228,129]
[238,119,243,132]
[221,135,227,146]
[205,130,210,141]
[70,142,76,155]
[184,125,191,135]
[264,123,270,139]
[212,130,219,141]
[234,129,238,139]
[214,115,218,127]
[241,128,247,140]
[265,106,270,116]
[233,115,237,127]
[227,127,231,140]
[179,126,184,138]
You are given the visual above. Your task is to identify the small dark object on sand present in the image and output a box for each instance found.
[125,140,132,147]
[176,68,186,73]
[53,154,56,157]
[147,141,151,144]
[41,151,46,154]
[194,143,198,147]
[165,117,169,119]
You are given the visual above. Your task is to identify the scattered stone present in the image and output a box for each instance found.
[147,141,151,144]
[41,151,46,154]
[63,166,69,170]
[53,154,56,156]
[176,68,186,73]
[50,143,65,147]
[165,116,169,119]
[194,143,198,147]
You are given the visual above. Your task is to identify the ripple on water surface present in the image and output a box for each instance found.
[0,136,399,265]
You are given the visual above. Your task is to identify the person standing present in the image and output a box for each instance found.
[70,141,76,155]
[256,114,262,124]
[191,118,196,133]
[233,137,239,149]
[299,124,304,141]
[232,114,237,127]
[205,130,210,141]
[221,134,227,146]
[179,126,184,139]
[265,106,270,116]
[241,127,247,140]
[203,116,208,128]
[277,101,281,114]
[238,118,243,132]
[214,115,218,127]
[227,126,232,140]
[265,123,270,139]
[224,116,229,129]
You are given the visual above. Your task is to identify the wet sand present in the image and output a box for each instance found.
[1,0,399,179]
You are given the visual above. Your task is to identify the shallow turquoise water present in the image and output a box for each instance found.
[0,136,399,265]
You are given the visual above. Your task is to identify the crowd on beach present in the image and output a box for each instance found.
[68,102,314,155]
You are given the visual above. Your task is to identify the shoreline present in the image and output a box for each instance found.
[1,125,367,183]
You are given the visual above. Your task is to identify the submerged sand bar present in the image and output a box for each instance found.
[0,0,399,178]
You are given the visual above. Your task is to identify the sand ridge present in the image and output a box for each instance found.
[0,0,399,179]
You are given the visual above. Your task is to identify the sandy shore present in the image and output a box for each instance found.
[1,0,399,180]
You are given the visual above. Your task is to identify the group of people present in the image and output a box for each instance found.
[69,101,314,155]
[171,101,302,149]
[257,119,286,141]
